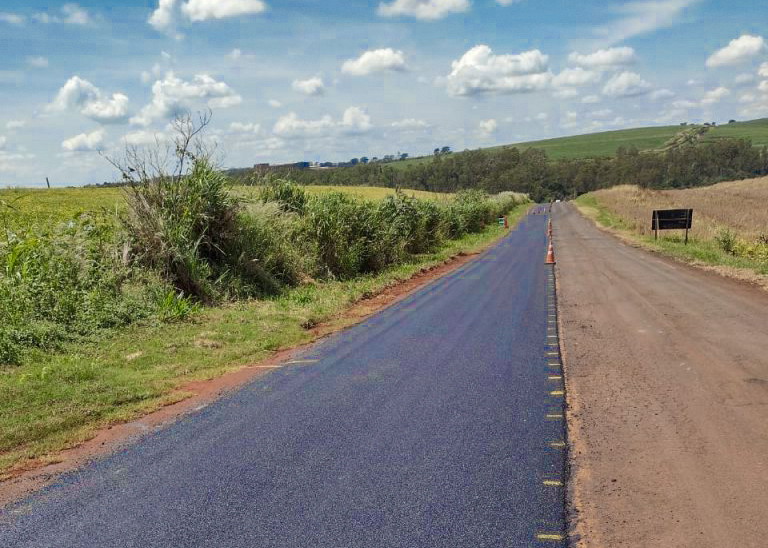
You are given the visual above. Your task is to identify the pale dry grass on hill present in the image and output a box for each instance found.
[589,177,768,241]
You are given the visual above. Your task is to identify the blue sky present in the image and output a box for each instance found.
[1,0,767,187]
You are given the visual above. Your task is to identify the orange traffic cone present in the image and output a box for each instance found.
[545,242,555,264]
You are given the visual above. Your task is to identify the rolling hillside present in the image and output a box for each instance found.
[392,118,768,168]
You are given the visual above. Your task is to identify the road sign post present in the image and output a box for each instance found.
[651,209,693,245]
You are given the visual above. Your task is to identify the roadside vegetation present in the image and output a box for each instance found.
[574,179,768,278]
[0,114,528,474]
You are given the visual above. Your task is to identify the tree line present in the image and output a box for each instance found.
[236,138,768,202]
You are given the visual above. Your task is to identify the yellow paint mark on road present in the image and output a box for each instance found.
[550,390,564,396]
[543,480,563,486]
[549,441,566,448]
[537,532,565,541]
[546,414,563,419]
[546,352,559,356]
[548,375,562,380]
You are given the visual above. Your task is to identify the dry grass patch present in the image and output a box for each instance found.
[587,178,768,241]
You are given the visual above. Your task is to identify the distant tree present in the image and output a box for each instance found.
[729,119,737,124]
[434,148,440,155]
[360,157,369,164]
[350,158,359,165]
[441,146,451,154]
[400,153,409,160]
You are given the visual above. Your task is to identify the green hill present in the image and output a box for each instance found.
[393,118,768,169]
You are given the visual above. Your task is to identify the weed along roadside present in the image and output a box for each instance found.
[0,119,530,479]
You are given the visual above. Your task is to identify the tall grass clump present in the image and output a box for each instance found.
[0,212,165,366]
[114,113,305,301]
[255,179,527,280]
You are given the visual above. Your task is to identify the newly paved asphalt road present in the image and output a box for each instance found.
[1,211,566,548]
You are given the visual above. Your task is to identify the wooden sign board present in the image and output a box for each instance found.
[651,209,693,230]
[651,209,693,244]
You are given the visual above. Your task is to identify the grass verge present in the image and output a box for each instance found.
[573,194,768,279]
[0,203,529,478]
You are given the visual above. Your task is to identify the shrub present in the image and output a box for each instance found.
[0,217,164,366]
[715,228,737,255]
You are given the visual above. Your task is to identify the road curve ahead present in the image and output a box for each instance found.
[1,211,566,548]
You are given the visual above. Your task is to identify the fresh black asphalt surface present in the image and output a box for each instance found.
[1,211,567,547]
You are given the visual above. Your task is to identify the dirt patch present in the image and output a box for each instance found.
[0,247,487,507]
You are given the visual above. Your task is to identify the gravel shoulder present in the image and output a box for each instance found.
[554,203,768,548]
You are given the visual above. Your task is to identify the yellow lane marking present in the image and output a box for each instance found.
[546,414,563,419]
[546,352,559,356]
[548,375,562,380]
[550,390,564,396]
[543,480,563,486]
[285,359,319,364]
[549,441,566,448]
[547,335,558,338]
[537,533,565,541]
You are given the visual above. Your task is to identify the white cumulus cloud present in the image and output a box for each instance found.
[581,94,601,104]
[48,76,131,124]
[759,63,768,78]
[734,73,755,86]
[340,106,372,133]
[0,13,25,25]
[26,56,49,68]
[273,113,335,137]
[391,118,429,129]
[478,119,498,135]
[6,121,26,130]
[149,0,177,31]
[377,0,469,20]
[273,107,373,138]
[706,34,766,68]
[568,47,636,70]
[552,68,602,88]
[61,129,105,152]
[444,45,551,96]
[292,76,325,96]
[553,88,579,99]
[342,48,407,76]
[182,0,267,21]
[268,99,282,108]
[701,86,730,104]
[602,71,652,97]
[650,88,675,101]
[228,122,260,134]
[35,3,91,25]
[130,72,241,126]
[149,0,266,31]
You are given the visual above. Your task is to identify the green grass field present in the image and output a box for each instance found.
[392,118,768,169]
[0,185,450,230]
